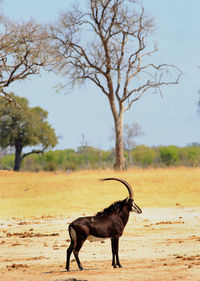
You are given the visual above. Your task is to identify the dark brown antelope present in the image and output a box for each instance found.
[66,178,142,271]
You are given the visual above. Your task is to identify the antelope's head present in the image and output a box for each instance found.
[99,177,142,214]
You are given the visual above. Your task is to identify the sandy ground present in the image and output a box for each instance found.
[0,207,200,281]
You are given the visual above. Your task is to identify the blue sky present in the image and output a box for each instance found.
[2,0,200,150]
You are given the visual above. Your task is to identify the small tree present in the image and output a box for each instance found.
[198,91,200,115]
[0,94,58,171]
[159,146,179,166]
[49,0,182,170]
[132,145,156,167]
[79,134,89,169]
[124,123,144,166]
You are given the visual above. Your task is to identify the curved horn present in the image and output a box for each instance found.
[99,178,134,199]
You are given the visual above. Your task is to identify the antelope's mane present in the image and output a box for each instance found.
[95,198,128,217]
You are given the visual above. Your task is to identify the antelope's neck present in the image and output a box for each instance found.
[119,206,130,226]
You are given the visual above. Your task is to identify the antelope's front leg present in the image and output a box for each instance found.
[111,238,116,268]
[111,237,122,268]
[115,237,122,268]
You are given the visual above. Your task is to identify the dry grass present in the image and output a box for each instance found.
[0,167,199,218]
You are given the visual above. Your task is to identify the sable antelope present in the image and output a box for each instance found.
[66,178,142,271]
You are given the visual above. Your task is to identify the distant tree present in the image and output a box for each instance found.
[132,145,157,166]
[186,146,200,166]
[43,151,58,171]
[159,146,179,166]
[0,94,58,171]
[48,0,182,170]
[198,91,200,115]
[0,11,48,105]
[110,122,144,166]
[124,123,144,166]
[79,134,89,169]
[0,147,14,169]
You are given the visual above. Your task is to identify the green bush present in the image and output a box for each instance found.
[43,151,58,171]
[132,145,157,167]
[186,146,200,166]
[159,146,179,166]
[0,154,14,170]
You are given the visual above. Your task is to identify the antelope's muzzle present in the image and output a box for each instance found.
[132,202,142,214]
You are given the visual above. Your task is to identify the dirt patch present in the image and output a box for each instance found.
[6,263,29,271]
[0,207,200,280]
[6,231,59,238]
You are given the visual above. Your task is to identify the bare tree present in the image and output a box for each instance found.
[49,0,182,170]
[79,134,89,169]
[198,90,200,115]
[110,122,144,167]
[124,123,144,166]
[0,15,48,105]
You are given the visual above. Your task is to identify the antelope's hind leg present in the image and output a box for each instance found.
[73,238,86,271]
[66,241,74,271]
[67,225,86,271]
[66,226,76,271]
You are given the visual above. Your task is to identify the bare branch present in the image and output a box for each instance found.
[0,88,22,109]
[0,17,48,103]
[124,68,182,111]
[22,146,47,160]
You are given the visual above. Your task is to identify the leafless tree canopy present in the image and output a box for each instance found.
[49,0,182,107]
[0,16,48,105]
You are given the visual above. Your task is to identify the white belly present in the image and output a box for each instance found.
[87,235,110,242]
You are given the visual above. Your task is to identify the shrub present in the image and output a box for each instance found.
[159,146,179,166]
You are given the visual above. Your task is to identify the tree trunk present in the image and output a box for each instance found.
[107,73,125,170]
[14,142,22,171]
[108,90,125,170]
[114,113,125,171]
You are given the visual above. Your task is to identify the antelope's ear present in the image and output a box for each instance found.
[126,198,132,203]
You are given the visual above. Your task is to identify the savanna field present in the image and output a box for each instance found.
[0,167,199,218]
[0,167,200,281]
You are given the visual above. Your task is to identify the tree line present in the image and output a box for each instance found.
[0,91,199,172]
[1,144,200,172]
